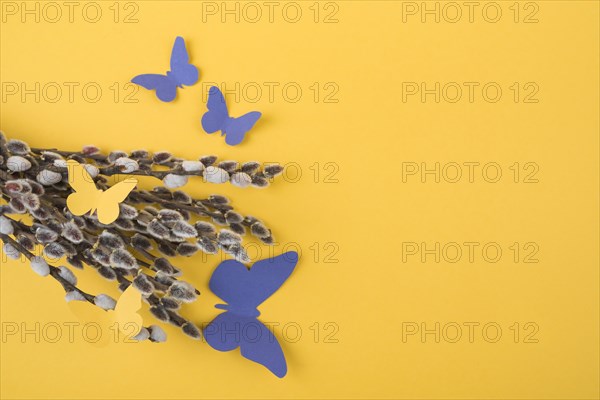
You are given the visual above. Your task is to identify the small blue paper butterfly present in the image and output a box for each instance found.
[131,36,199,102]
[203,252,299,378]
[201,86,262,146]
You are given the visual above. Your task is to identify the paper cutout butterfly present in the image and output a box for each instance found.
[68,285,144,347]
[66,160,137,225]
[203,252,299,378]
[201,86,262,146]
[131,36,199,102]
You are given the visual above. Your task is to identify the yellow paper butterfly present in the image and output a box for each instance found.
[68,285,145,347]
[66,160,138,224]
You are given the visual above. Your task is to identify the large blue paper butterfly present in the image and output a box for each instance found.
[131,36,199,102]
[203,252,299,378]
[201,86,262,146]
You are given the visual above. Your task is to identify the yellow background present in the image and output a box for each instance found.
[1,1,599,399]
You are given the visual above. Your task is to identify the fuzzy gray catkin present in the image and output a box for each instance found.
[0,132,284,342]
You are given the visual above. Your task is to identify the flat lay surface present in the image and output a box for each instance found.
[0,1,598,399]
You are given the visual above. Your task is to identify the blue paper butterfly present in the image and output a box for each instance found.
[131,36,199,102]
[201,86,262,146]
[203,252,299,378]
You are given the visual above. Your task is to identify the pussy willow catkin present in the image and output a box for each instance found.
[0,131,283,341]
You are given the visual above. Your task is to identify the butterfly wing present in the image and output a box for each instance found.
[66,192,93,217]
[96,178,137,225]
[131,74,178,102]
[204,312,288,378]
[169,36,199,87]
[241,319,287,378]
[223,111,262,146]
[201,86,229,134]
[68,287,143,346]
[245,251,298,305]
[112,285,144,337]
[208,259,251,310]
[209,252,299,312]
[66,160,99,217]
[204,312,242,352]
